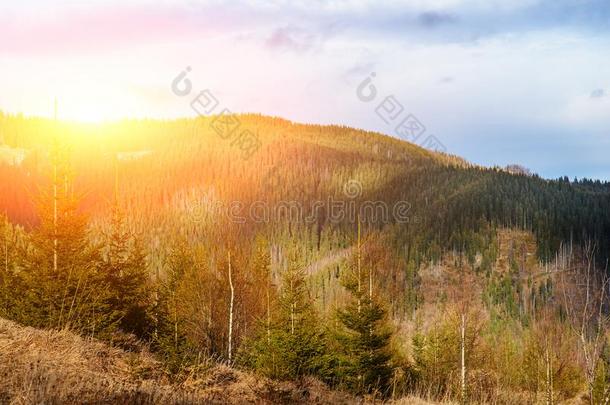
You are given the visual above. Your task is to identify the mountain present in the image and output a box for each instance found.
[0,112,609,403]
[2,113,608,260]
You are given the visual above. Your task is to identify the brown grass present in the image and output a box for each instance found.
[0,317,355,404]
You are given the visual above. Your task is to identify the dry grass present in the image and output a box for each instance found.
[0,317,354,404]
[389,397,449,405]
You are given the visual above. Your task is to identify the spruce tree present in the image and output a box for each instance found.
[336,258,394,396]
[0,214,21,319]
[251,236,273,341]
[17,139,111,335]
[243,247,327,380]
[101,199,151,338]
[152,237,199,373]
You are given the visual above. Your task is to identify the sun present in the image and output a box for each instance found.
[55,81,134,123]
[59,103,115,123]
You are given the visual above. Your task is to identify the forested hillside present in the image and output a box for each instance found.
[1,112,610,403]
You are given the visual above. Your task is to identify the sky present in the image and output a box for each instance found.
[0,0,609,180]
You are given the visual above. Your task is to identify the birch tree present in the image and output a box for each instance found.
[228,250,235,363]
[561,241,610,405]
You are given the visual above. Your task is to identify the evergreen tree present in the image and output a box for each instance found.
[101,200,152,338]
[152,238,200,373]
[242,247,327,380]
[0,214,22,319]
[16,139,112,336]
[251,236,273,341]
[335,259,394,396]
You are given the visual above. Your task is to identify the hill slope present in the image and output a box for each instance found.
[0,317,356,404]
[0,113,609,403]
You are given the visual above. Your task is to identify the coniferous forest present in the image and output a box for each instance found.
[1,112,610,403]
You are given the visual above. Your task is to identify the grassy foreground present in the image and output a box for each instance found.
[0,317,363,404]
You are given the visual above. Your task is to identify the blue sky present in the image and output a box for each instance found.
[0,0,609,179]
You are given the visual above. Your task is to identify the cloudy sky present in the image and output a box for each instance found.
[1,0,609,179]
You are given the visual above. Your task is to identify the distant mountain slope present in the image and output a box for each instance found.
[0,112,609,266]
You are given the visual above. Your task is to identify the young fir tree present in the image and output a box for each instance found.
[0,214,22,319]
[336,294,393,396]
[243,246,327,380]
[17,138,112,336]
[153,237,200,373]
[101,197,152,338]
[251,236,273,342]
[335,234,394,396]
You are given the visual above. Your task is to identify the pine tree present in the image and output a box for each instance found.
[101,199,151,338]
[152,237,200,373]
[242,247,327,380]
[251,236,273,342]
[0,214,22,319]
[336,259,393,396]
[17,138,111,336]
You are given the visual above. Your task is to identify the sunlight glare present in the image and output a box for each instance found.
[55,81,132,123]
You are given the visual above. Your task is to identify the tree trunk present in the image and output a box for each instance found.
[228,251,235,363]
[461,313,466,404]
[546,342,553,405]
[289,266,295,335]
[267,267,271,343]
[357,219,361,313]
[53,99,58,275]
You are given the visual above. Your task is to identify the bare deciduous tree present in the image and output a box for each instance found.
[560,241,609,404]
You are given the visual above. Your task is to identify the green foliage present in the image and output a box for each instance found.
[335,294,393,396]
[14,152,114,335]
[1,141,153,341]
[592,343,610,404]
[241,250,329,380]
[329,253,395,397]
[101,203,152,338]
[519,326,584,401]
[241,319,329,380]
[151,238,202,374]
[412,311,488,401]
[485,273,520,319]
[412,318,460,398]
[0,215,23,320]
